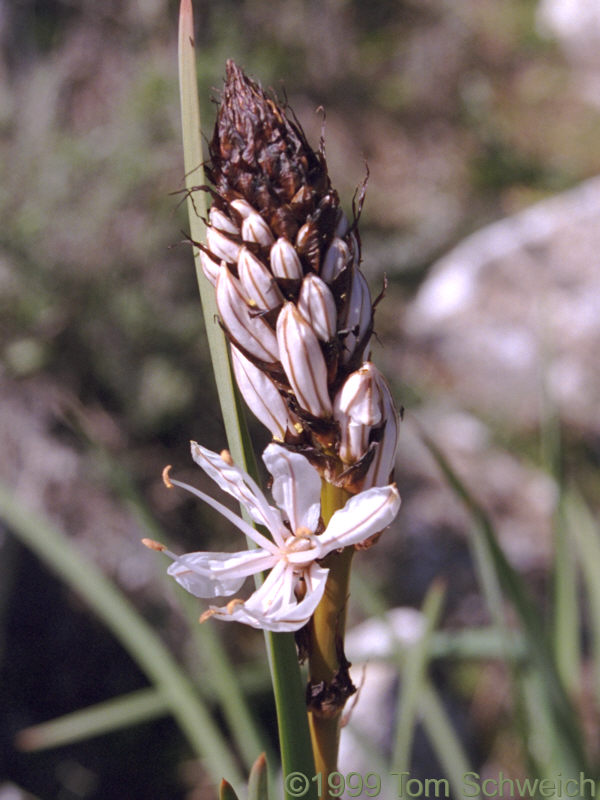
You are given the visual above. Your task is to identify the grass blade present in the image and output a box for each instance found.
[566,490,600,702]
[248,753,269,800]
[420,681,479,800]
[391,579,445,769]
[219,780,241,800]
[16,688,168,752]
[0,481,242,785]
[421,429,587,770]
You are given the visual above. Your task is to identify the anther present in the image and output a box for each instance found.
[162,465,174,489]
[294,526,312,539]
[141,538,167,552]
[220,449,234,466]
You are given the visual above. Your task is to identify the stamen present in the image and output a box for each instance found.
[141,538,167,552]
[162,465,174,489]
[220,449,234,466]
[294,526,312,539]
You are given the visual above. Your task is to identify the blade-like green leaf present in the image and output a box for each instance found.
[420,681,479,800]
[16,688,168,752]
[391,579,445,769]
[421,430,587,770]
[566,490,600,702]
[0,481,242,786]
[248,753,269,800]
[178,0,248,470]
[219,780,241,800]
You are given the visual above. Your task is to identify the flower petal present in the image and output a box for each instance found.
[191,442,287,546]
[318,484,400,551]
[167,548,276,598]
[262,444,321,533]
[207,561,329,632]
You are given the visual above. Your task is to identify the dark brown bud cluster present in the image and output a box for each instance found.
[198,60,399,493]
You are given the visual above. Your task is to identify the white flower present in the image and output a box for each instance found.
[146,442,400,632]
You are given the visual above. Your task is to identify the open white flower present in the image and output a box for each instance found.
[146,442,400,632]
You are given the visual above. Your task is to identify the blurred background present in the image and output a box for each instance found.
[1,0,600,797]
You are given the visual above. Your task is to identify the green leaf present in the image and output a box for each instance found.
[16,688,168,752]
[0,481,242,786]
[248,753,269,800]
[219,780,241,800]
[420,681,479,800]
[421,430,587,771]
[566,490,600,702]
[392,579,445,769]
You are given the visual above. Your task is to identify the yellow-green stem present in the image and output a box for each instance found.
[308,481,353,798]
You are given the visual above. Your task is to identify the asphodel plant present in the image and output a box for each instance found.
[146,15,401,798]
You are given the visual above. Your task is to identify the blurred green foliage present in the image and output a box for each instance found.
[2,0,600,797]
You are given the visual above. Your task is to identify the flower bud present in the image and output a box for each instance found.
[341,268,372,364]
[364,383,400,487]
[216,267,279,363]
[321,237,350,284]
[200,251,223,286]
[241,213,275,247]
[207,225,242,263]
[238,247,283,311]
[230,345,294,440]
[230,198,256,218]
[276,302,332,418]
[297,274,337,342]
[209,207,239,236]
[335,211,350,238]
[333,362,399,486]
[270,237,304,280]
[334,362,384,464]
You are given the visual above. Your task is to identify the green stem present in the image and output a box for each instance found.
[307,482,352,797]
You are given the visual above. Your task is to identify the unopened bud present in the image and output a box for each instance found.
[230,198,256,219]
[238,247,283,310]
[341,268,372,364]
[276,302,332,418]
[216,267,279,363]
[334,362,383,464]
[207,225,242,264]
[241,213,275,247]
[231,345,294,440]
[333,363,399,481]
[364,384,400,487]
[335,211,350,238]
[270,237,304,281]
[200,251,223,286]
[209,207,239,236]
[297,274,337,342]
[321,238,350,284]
